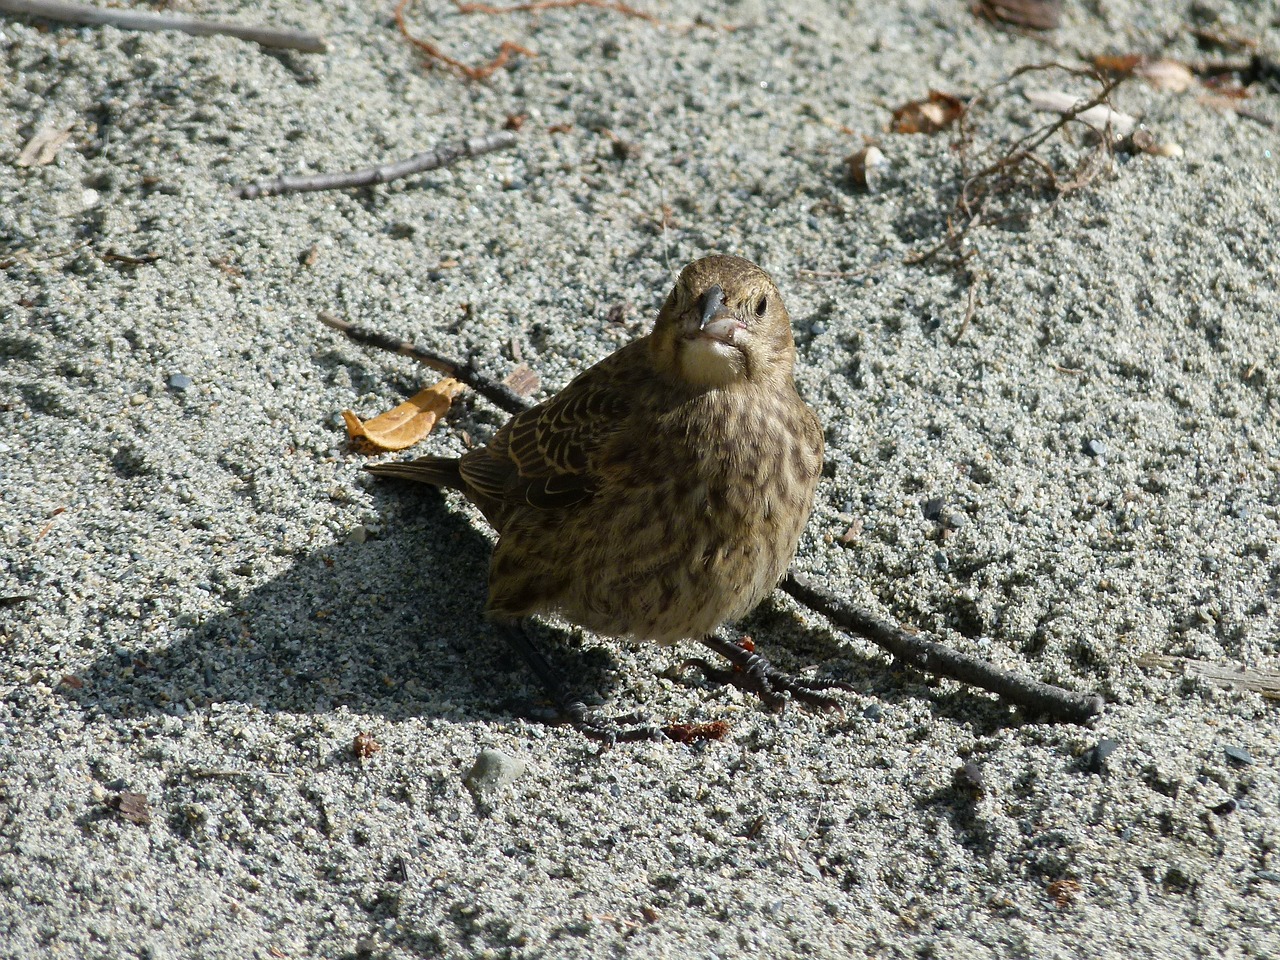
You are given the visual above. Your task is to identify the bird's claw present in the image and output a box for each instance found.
[692,634,853,711]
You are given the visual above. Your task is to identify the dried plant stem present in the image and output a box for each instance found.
[0,0,328,52]
[453,0,656,22]
[329,314,1106,723]
[234,131,517,199]
[907,64,1128,269]
[781,572,1104,723]
[394,0,534,81]
[318,312,529,416]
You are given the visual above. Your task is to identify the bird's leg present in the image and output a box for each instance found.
[684,632,855,711]
[495,620,667,744]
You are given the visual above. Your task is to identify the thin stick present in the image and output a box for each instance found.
[329,314,1107,723]
[318,311,528,415]
[234,130,517,199]
[781,572,1104,723]
[0,0,328,53]
[453,0,656,22]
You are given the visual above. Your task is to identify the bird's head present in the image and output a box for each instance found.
[650,254,797,390]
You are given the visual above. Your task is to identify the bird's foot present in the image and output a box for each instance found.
[682,633,854,711]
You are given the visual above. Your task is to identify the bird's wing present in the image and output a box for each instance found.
[459,344,641,511]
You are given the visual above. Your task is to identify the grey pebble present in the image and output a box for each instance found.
[1085,738,1119,774]
[1223,745,1254,766]
[1083,438,1108,457]
[465,749,528,799]
[167,373,193,391]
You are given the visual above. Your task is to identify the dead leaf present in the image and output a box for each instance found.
[1094,55,1195,93]
[1092,54,1144,74]
[343,377,465,453]
[1189,25,1257,53]
[1047,878,1082,906]
[111,791,152,826]
[502,363,541,397]
[662,720,730,743]
[890,91,964,134]
[17,126,73,167]
[974,0,1061,31]
[1024,89,1137,136]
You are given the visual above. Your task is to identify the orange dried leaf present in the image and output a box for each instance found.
[890,91,964,134]
[1092,54,1144,74]
[344,378,465,453]
[663,720,731,743]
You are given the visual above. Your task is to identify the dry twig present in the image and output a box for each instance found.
[394,0,657,80]
[394,0,534,80]
[327,315,1105,723]
[782,572,1103,723]
[454,0,655,20]
[907,64,1129,270]
[0,0,327,52]
[234,131,517,199]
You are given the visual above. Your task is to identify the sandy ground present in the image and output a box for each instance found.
[3,1,1279,957]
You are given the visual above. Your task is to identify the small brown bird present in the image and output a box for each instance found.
[370,254,843,739]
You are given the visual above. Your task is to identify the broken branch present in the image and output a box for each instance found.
[0,0,328,53]
[234,130,517,199]
[782,572,1105,723]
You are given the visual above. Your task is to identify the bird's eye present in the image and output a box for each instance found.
[754,295,769,317]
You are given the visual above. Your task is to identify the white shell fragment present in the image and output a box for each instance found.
[845,145,888,192]
[1024,89,1137,136]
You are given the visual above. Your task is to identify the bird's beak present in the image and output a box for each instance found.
[699,285,726,329]
[693,284,745,345]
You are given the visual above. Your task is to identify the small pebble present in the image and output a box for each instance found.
[1223,744,1254,766]
[1084,738,1119,774]
[861,704,883,721]
[953,761,984,795]
[168,373,193,391]
[465,748,528,799]
[1209,798,1237,816]
[920,497,944,521]
[1083,438,1108,457]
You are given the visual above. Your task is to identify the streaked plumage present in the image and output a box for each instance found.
[370,254,823,650]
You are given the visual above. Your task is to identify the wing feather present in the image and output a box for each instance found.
[458,342,648,516]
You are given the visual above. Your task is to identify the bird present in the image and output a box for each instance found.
[369,254,845,740]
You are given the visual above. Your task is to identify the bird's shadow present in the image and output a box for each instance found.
[65,485,632,726]
[66,480,1021,735]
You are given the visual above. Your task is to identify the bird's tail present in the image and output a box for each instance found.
[366,455,465,490]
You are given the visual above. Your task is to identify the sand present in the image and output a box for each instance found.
[2,1,1278,956]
